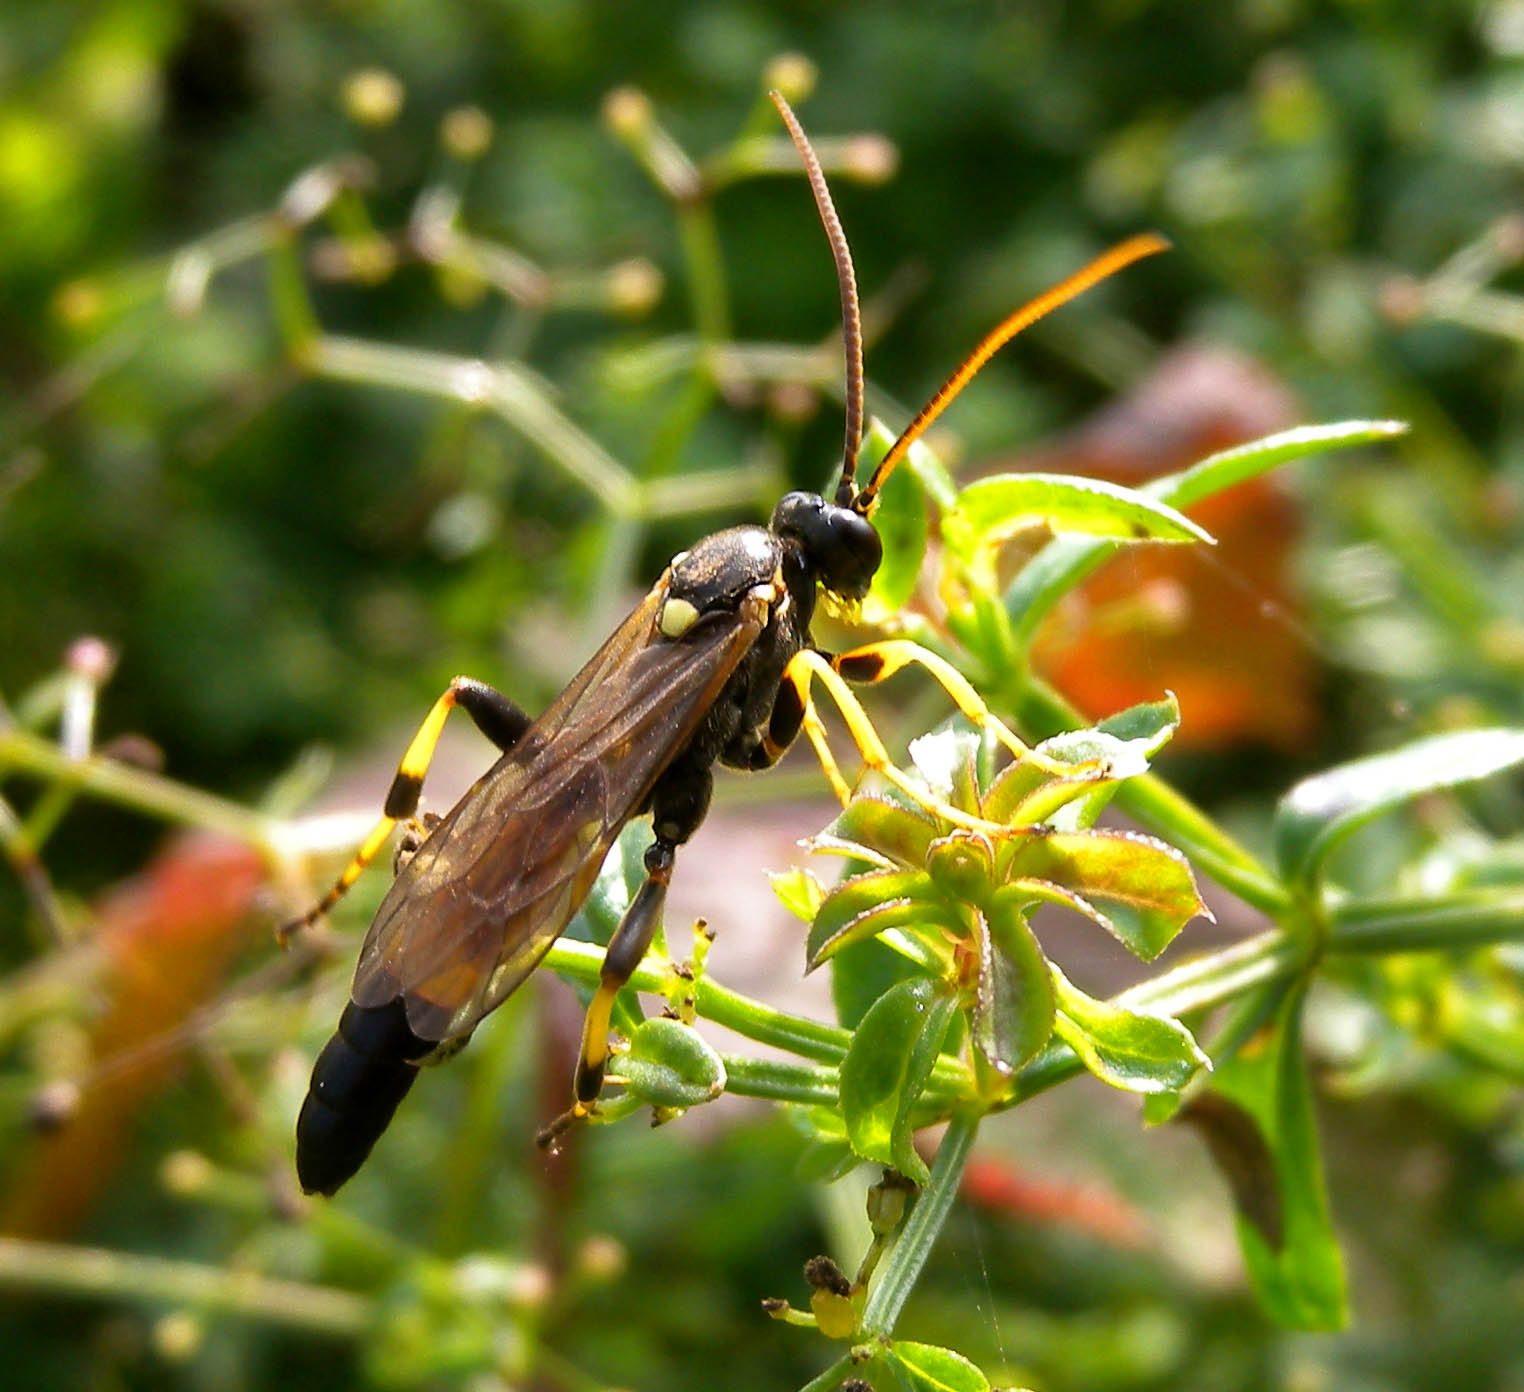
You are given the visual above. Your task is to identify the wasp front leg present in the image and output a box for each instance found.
[780,649,1018,836]
[832,640,1046,766]
[280,677,533,941]
[738,652,856,804]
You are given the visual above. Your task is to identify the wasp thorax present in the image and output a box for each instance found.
[770,491,882,601]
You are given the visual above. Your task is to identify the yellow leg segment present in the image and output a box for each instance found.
[577,982,619,1098]
[800,699,853,806]
[279,682,487,943]
[534,981,618,1147]
[784,649,1014,837]
[832,639,1076,775]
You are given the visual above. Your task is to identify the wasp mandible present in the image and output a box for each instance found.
[288,92,1167,1196]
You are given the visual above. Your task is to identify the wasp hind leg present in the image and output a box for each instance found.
[279,677,532,942]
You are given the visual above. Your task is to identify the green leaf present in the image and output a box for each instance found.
[565,825,649,1038]
[830,934,925,1030]
[890,1340,992,1392]
[860,414,959,512]
[794,1137,859,1184]
[807,869,954,969]
[770,866,826,921]
[982,700,1180,829]
[1207,983,1347,1330]
[620,1017,726,1109]
[979,757,1050,827]
[1177,1093,1283,1248]
[571,820,642,941]
[949,473,1215,555]
[1273,728,1524,886]
[1095,694,1184,749]
[1051,966,1209,1094]
[972,889,1056,1074]
[818,796,940,871]
[860,422,930,621]
[1147,420,1409,512]
[1001,828,1207,960]
[1005,742,1140,827]
[840,978,955,1184]
[892,993,957,1182]
[805,832,898,872]
[1005,419,1409,646]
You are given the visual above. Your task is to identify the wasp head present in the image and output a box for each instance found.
[771,491,882,603]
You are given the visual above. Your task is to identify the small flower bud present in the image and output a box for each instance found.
[765,53,817,104]
[441,105,493,161]
[602,86,653,140]
[607,258,663,317]
[161,1149,214,1196]
[342,68,404,127]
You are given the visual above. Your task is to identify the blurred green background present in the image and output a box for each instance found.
[5,1,1524,1389]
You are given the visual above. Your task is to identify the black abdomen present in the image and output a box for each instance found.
[295,998,433,1196]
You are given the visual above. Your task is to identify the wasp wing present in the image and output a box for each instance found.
[350,580,764,1043]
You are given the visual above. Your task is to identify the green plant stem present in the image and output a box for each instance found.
[0,1237,369,1337]
[308,335,639,514]
[0,726,279,852]
[433,997,533,1255]
[799,1352,856,1392]
[638,460,781,518]
[677,201,731,345]
[267,231,321,361]
[696,973,852,1063]
[540,940,968,1092]
[858,1107,979,1338]
[1327,891,1524,953]
[0,793,67,945]
[721,1055,841,1107]
[562,887,1524,1119]
[308,335,773,521]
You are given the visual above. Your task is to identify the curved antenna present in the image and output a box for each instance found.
[855,232,1171,513]
[769,90,865,508]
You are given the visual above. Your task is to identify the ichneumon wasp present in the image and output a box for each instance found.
[286,91,1167,1196]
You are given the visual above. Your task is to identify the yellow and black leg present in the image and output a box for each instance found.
[778,648,1017,836]
[538,764,713,1146]
[536,837,677,1148]
[744,660,813,770]
[832,640,1042,766]
[280,677,532,941]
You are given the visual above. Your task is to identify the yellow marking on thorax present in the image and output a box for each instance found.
[659,597,700,638]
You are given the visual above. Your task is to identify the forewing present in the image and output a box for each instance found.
[351,584,762,1042]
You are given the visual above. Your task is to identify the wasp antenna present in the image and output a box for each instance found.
[856,231,1171,512]
[769,89,865,508]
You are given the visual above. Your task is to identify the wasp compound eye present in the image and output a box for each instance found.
[771,491,882,601]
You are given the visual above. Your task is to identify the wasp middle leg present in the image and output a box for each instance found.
[280,677,532,940]
[538,762,714,1147]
